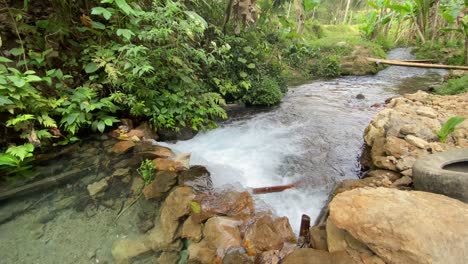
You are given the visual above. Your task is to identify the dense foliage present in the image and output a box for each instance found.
[0,0,392,179]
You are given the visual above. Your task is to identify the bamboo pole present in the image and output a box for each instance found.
[251,181,303,194]
[367,58,468,70]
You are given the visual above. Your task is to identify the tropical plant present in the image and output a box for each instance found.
[438,116,466,142]
[137,159,157,186]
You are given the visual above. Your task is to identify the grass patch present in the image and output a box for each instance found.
[435,75,468,95]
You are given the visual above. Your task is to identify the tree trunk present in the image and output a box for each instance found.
[222,0,234,34]
[342,0,351,24]
[430,0,440,46]
[294,0,305,34]
[413,15,426,44]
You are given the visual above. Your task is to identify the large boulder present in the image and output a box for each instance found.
[159,187,195,240]
[243,215,286,254]
[329,187,468,264]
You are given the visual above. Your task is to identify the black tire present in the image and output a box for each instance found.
[413,148,468,203]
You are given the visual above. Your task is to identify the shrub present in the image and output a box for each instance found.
[243,77,283,106]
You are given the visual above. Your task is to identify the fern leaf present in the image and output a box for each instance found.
[6,144,34,161]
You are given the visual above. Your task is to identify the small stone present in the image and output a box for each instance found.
[111,168,130,178]
[188,240,216,264]
[416,107,437,118]
[111,141,135,154]
[175,153,191,169]
[87,178,109,198]
[254,250,279,264]
[356,94,365,99]
[401,169,412,177]
[392,176,413,187]
[405,135,429,149]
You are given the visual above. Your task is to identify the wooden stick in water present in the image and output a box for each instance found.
[251,181,304,195]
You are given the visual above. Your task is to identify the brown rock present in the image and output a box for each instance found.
[142,171,178,200]
[147,226,182,252]
[87,178,109,198]
[111,238,151,264]
[244,215,284,254]
[384,136,414,158]
[157,251,180,264]
[192,191,255,223]
[159,187,195,241]
[153,158,185,171]
[178,165,211,185]
[134,142,175,159]
[135,122,159,140]
[309,225,327,250]
[254,250,279,264]
[282,249,355,264]
[175,153,191,169]
[273,217,296,243]
[329,187,468,264]
[223,248,252,264]
[126,129,145,139]
[334,177,392,194]
[405,135,429,149]
[111,140,135,154]
[188,240,217,264]
[204,217,242,255]
[391,175,413,187]
[367,169,401,182]
[181,216,203,242]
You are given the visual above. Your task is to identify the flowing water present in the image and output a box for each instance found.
[166,48,446,232]
[0,48,446,263]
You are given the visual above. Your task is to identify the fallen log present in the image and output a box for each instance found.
[367,57,468,70]
[251,181,303,195]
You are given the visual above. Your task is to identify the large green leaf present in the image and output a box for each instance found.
[0,95,13,106]
[0,153,19,167]
[85,62,99,73]
[115,0,135,15]
[438,116,466,143]
[91,7,113,20]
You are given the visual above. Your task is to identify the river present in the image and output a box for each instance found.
[0,48,446,263]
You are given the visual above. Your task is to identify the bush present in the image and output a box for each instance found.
[243,77,283,106]
[310,56,341,78]
[435,75,468,95]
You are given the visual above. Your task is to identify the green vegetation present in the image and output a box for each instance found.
[436,75,468,95]
[438,116,466,142]
[360,0,468,65]
[0,0,398,179]
[137,159,157,186]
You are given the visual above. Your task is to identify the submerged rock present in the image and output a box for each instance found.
[111,238,151,264]
[329,187,468,264]
[87,178,109,198]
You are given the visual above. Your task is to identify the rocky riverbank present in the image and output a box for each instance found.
[107,91,468,263]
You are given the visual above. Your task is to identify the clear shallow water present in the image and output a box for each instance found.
[0,48,447,263]
[166,48,447,232]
